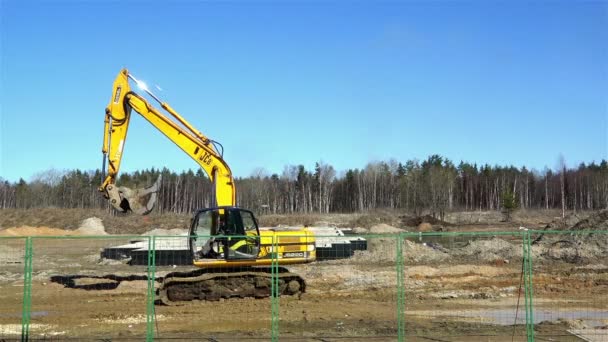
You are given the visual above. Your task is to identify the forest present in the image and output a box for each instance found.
[2,155,607,220]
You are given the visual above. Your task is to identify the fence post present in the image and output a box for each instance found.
[396,233,405,342]
[271,234,279,342]
[146,235,157,342]
[21,237,33,342]
[523,232,535,342]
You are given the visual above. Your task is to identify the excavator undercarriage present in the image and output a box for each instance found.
[158,267,305,305]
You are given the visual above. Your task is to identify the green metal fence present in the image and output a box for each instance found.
[0,230,606,341]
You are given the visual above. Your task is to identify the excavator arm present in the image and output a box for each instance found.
[100,69,235,214]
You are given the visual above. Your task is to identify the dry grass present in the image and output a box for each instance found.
[0,207,596,235]
[258,213,332,227]
[259,209,405,228]
[0,208,191,234]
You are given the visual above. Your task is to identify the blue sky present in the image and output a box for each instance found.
[1,1,606,182]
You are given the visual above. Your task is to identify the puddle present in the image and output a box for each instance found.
[449,308,608,327]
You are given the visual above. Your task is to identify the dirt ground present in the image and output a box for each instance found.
[0,209,607,341]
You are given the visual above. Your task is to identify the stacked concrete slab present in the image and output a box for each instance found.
[101,226,366,265]
[295,226,367,260]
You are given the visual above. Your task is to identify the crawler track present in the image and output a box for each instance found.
[158,266,305,305]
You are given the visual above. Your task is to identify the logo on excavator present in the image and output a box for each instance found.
[114,86,122,104]
[199,151,212,165]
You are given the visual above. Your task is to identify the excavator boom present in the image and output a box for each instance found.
[100,69,235,213]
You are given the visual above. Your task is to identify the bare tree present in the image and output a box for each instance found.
[558,155,567,218]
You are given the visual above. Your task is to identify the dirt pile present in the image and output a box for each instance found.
[356,231,398,263]
[369,223,402,234]
[443,210,562,226]
[401,215,452,230]
[352,237,448,264]
[533,210,608,263]
[453,238,522,262]
[351,227,369,234]
[538,209,608,232]
[443,211,504,225]
[0,217,107,236]
[538,236,607,263]
[345,212,400,229]
[142,228,188,236]
[403,240,449,263]
[571,209,608,230]
[417,222,433,232]
[75,217,107,235]
[355,233,607,265]
[0,208,191,234]
[543,212,589,230]
[0,226,76,236]
[357,224,403,263]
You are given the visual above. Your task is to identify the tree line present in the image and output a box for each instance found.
[2,155,607,219]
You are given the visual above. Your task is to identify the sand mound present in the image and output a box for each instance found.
[417,222,433,232]
[540,237,607,263]
[533,210,608,262]
[541,211,598,231]
[571,209,608,230]
[75,217,107,235]
[453,238,521,261]
[401,215,453,227]
[369,224,401,234]
[403,240,449,263]
[0,226,76,236]
[444,211,504,224]
[353,238,448,264]
[0,219,107,236]
[351,227,369,234]
[445,210,503,225]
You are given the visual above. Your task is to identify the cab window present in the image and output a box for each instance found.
[241,211,257,233]
[195,210,213,237]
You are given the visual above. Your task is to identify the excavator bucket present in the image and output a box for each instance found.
[106,175,162,215]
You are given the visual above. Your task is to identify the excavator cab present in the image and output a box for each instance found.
[189,207,261,261]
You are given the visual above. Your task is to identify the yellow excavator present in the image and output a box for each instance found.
[99,69,315,304]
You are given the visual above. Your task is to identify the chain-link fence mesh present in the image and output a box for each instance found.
[28,236,149,340]
[530,230,608,341]
[2,230,607,341]
[0,237,26,341]
[276,234,400,341]
[150,234,274,341]
[402,232,529,341]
